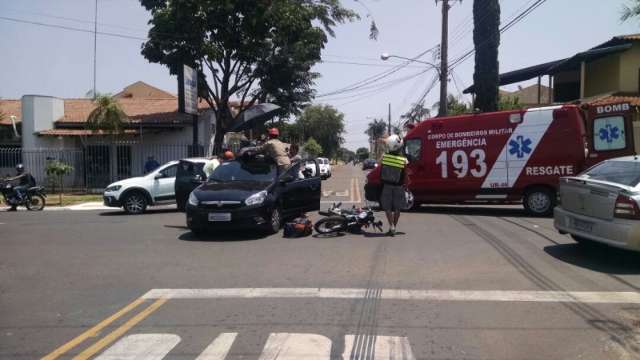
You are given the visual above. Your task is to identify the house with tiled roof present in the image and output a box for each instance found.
[464,33,640,152]
[0,82,223,188]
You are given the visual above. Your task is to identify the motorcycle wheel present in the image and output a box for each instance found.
[314,216,347,234]
[26,194,45,211]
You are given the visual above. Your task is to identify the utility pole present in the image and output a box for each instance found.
[93,0,98,99]
[387,103,392,135]
[436,0,459,117]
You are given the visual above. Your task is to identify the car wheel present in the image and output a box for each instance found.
[123,192,147,214]
[267,207,282,234]
[523,187,556,217]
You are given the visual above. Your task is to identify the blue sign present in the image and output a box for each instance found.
[509,135,533,159]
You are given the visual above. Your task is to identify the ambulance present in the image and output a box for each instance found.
[365,103,636,216]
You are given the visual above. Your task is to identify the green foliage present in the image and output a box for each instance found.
[621,0,640,21]
[473,0,501,112]
[498,95,523,111]
[86,95,127,135]
[433,94,471,116]
[365,118,387,141]
[45,160,74,204]
[294,105,346,158]
[336,147,355,163]
[356,147,370,161]
[401,101,431,124]
[303,137,323,158]
[140,0,357,152]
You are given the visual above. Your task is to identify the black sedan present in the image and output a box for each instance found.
[186,158,321,235]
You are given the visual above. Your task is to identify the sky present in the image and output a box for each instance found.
[0,0,638,150]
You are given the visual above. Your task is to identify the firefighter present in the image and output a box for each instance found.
[379,135,408,236]
[241,128,291,174]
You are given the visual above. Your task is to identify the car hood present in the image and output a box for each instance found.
[107,176,147,188]
[194,181,271,201]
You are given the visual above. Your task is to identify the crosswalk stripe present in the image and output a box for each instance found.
[141,288,640,304]
[195,333,238,360]
[258,333,331,360]
[94,334,180,360]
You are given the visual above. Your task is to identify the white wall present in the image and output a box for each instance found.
[21,95,64,149]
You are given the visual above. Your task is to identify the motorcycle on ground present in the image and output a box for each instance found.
[0,180,47,211]
[314,202,383,235]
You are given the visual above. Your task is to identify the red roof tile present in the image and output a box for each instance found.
[587,93,640,107]
[38,129,140,136]
[0,100,21,126]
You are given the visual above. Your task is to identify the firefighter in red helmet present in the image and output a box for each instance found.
[241,128,291,173]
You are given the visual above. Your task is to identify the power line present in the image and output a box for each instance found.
[0,15,147,41]
[320,60,430,69]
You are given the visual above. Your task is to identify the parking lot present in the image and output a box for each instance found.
[2,165,640,359]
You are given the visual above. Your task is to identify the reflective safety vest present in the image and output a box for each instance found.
[380,153,407,185]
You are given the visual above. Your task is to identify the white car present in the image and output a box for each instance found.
[103,158,211,214]
[317,157,332,179]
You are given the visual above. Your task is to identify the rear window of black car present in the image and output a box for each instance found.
[584,160,640,187]
[209,161,276,183]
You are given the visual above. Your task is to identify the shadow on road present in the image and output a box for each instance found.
[544,243,640,275]
[178,230,267,242]
[410,205,538,218]
[99,208,179,216]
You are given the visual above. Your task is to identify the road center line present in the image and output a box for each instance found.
[41,297,146,360]
[72,298,167,360]
[141,288,640,304]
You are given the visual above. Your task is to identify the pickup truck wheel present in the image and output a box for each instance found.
[523,187,556,217]
[123,192,147,214]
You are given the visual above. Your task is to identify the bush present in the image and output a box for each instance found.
[45,160,74,204]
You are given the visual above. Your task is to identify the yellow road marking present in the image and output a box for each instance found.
[72,297,167,360]
[349,178,355,203]
[354,178,362,203]
[41,297,145,360]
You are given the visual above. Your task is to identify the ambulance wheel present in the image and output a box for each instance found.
[523,187,556,217]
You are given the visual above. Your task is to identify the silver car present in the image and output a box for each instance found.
[554,156,640,251]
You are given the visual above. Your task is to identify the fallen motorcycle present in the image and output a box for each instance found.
[314,202,383,235]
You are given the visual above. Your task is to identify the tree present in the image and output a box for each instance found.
[45,160,74,206]
[336,147,355,163]
[303,137,323,158]
[86,95,127,136]
[401,101,431,125]
[295,105,346,158]
[365,118,387,159]
[432,94,471,116]
[473,0,501,112]
[356,147,370,161]
[498,95,523,111]
[621,1,640,21]
[140,0,357,153]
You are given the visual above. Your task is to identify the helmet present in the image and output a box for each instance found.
[223,150,235,161]
[268,128,280,137]
[15,163,24,174]
[385,134,403,151]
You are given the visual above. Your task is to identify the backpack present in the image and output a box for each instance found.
[283,215,313,238]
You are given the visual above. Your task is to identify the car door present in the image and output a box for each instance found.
[280,162,321,216]
[175,160,206,210]
[152,164,178,202]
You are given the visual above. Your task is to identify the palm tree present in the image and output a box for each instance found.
[401,101,431,125]
[365,118,387,160]
[473,0,501,112]
[86,94,127,135]
[621,0,640,21]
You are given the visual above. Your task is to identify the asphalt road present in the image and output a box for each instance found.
[2,164,640,359]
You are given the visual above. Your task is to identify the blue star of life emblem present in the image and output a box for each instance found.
[599,124,620,144]
[509,135,533,159]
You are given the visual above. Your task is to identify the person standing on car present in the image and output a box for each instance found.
[379,135,408,236]
[5,164,35,211]
[242,128,291,174]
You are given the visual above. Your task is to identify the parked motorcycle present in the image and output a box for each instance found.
[0,180,46,211]
[314,202,383,235]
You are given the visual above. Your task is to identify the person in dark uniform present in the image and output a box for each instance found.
[5,164,35,211]
[379,135,408,236]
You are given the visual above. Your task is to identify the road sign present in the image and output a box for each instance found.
[179,64,198,115]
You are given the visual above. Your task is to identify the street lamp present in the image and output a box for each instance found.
[380,53,440,74]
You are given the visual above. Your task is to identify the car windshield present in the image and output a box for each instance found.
[583,160,640,187]
[208,161,276,183]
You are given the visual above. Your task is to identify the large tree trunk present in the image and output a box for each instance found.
[473,0,501,112]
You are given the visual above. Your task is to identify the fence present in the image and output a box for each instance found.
[0,143,205,192]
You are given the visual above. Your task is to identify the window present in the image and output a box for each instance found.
[593,116,626,151]
[584,160,640,187]
[404,138,422,162]
[209,161,276,183]
[160,164,178,178]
